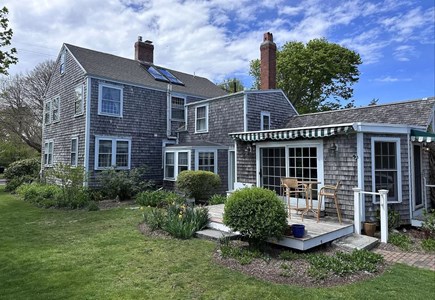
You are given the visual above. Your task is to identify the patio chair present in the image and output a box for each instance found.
[281,178,308,218]
[317,181,342,224]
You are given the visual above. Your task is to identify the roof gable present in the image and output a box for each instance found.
[64,43,227,99]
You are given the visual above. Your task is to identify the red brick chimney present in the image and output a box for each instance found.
[260,32,277,90]
[134,36,154,63]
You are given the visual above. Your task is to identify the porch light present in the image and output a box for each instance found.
[329,142,338,156]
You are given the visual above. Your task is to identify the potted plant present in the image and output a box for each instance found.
[363,221,377,237]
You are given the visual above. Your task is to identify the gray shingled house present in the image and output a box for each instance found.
[230,97,435,226]
[42,34,296,193]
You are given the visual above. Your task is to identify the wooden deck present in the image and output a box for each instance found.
[207,204,354,251]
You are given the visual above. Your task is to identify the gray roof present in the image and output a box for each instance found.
[65,44,227,99]
[285,98,435,129]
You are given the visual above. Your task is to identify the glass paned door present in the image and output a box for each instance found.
[413,144,423,208]
[260,147,286,195]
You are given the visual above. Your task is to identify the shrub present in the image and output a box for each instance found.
[176,170,221,201]
[162,204,209,239]
[376,208,401,231]
[143,204,209,239]
[16,183,62,208]
[223,187,287,246]
[421,238,435,252]
[87,201,100,211]
[208,194,227,205]
[98,167,154,200]
[388,232,412,251]
[136,189,184,207]
[422,209,435,238]
[4,158,40,191]
[4,158,40,180]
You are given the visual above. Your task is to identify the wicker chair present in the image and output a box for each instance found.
[317,181,342,223]
[281,178,308,218]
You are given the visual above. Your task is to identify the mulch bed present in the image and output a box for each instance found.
[137,221,386,287]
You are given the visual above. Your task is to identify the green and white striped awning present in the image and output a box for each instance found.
[411,129,435,143]
[230,125,354,142]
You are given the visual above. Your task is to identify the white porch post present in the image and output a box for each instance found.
[379,189,389,243]
[353,188,362,235]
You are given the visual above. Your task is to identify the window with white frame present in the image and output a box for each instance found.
[171,96,185,121]
[74,85,84,115]
[98,84,123,117]
[261,111,270,130]
[51,97,60,122]
[60,50,65,74]
[195,105,208,133]
[44,101,51,125]
[95,137,131,169]
[44,140,54,166]
[164,150,190,180]
[372,138,401,203]
[70,137,78,166]
[196,151,216,173]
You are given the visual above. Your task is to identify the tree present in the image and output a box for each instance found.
[218,78,245,93]
[0,60,55,152]
[250,38,362,114]
[0,6,18,75]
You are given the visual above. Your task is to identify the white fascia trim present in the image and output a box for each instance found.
[185,91,245,107]
[370,137,402,204]
[243,93,248,131]
[84,77,91,181]
[353,122,426,134]
[97,82,124,118]
[230,123,355,135]
[64,44,87,74]
[276,89,299,115]
[87,75,209,100]
[234,141,238,182]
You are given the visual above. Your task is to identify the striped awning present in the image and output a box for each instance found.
[411,129,435,143]
[230,125,354,142]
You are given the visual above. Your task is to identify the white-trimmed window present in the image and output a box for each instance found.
[371,137,402,203]
[44,140,54,166]
[195,150,217,173]
[164,150,190,180]
[44,100,51,125]
[195,104,208,133]
[74,84,84,116]
[98,83,123,117]
[95,136,131,170]
[70,137,78,166]
[51,96,60,122]
[261,111,270,130]
[60,50,65,74]
[171,96,186,121]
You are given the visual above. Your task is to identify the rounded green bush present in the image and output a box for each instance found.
[176,170,221,201]
[4,158,39,180]
[223,187,287,245]
[136,189,184,207]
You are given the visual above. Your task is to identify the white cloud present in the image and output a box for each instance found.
[2,0,433,90]
[374,76,412,82]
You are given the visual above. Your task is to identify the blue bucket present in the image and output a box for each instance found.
[292,224,305,238]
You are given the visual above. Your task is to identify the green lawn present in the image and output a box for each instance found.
[0,187,434,300]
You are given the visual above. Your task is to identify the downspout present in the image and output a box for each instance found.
[356,130,365,221]
[408,130,413,222]
[243,93,248,132]
[166,84,172,137]
[83,76,91,187]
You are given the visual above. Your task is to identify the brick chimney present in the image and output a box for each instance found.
[134,36,154,63]
[260,32,277,90]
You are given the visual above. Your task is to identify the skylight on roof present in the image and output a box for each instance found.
[158,68,184,85]
[147,66,168,82]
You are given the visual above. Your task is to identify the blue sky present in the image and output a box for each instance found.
[3,0,434,106]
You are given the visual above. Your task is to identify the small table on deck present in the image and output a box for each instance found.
[298,181,321,220]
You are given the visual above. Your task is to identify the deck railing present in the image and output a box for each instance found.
[352,188,389,243]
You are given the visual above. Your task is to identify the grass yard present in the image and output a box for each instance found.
[0,187,434,300]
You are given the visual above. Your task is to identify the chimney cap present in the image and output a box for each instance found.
[263,32,273,42]
[145,40,153,44]
[138,36,143,42]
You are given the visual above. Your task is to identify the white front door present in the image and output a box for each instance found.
[413,144,424,216]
